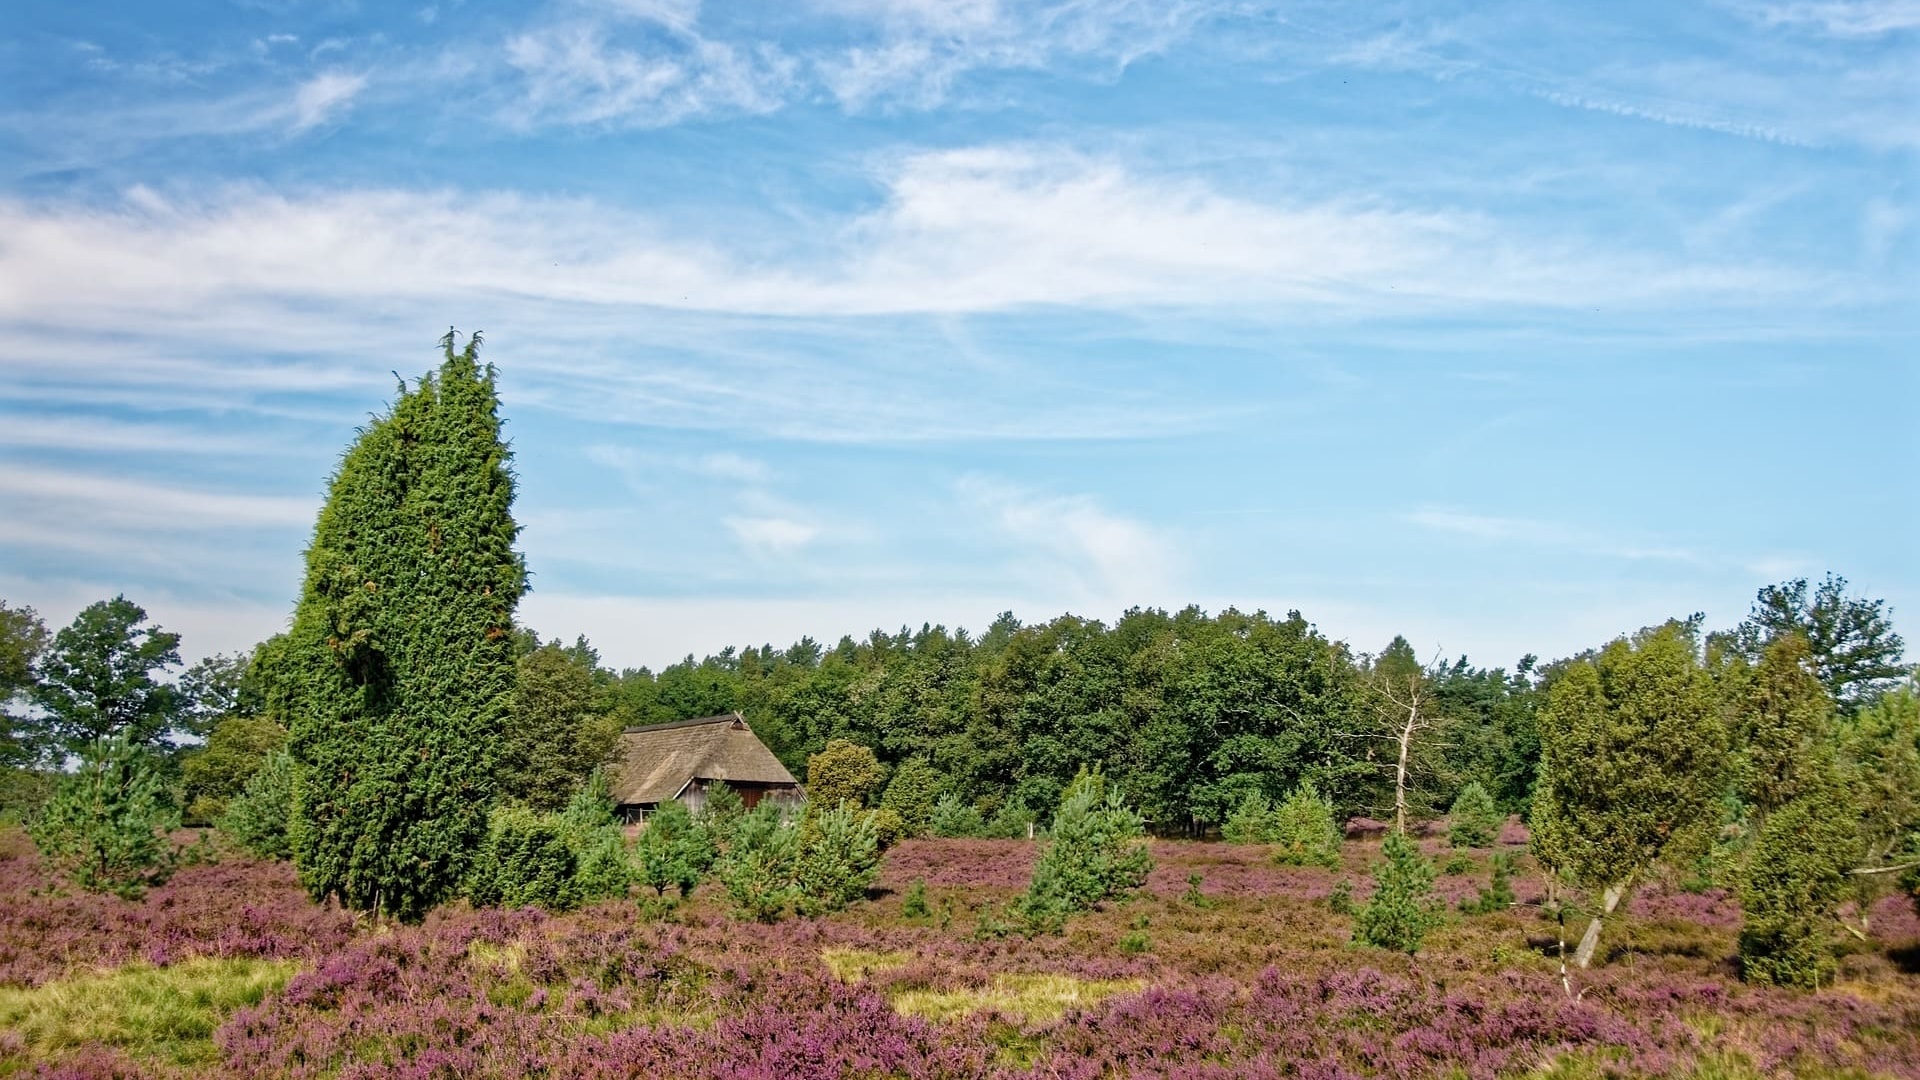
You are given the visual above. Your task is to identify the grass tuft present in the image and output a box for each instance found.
[0,956,299,1065]
[891,973,1144,1024]
[821,947,911,983]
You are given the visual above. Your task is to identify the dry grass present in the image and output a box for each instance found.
[890,973,1144,1024]
[821,947,912,983]
[0,956,298,1066]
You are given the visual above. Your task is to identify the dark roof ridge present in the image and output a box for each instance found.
[621,712,747,735]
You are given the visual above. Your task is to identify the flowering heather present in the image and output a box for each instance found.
[0,840,354,988]
[3,834,1919,1078]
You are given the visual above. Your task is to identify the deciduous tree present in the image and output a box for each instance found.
[30,596,181,753]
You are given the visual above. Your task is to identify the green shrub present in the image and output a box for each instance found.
[29,734,179,898]
[1441,851,1476,875]
[1354,830,1443,953]
[1014,772,1152,934]
[1328,878,1355,915]
[985,799,1039,839]
[1738,793,1856,988]
[929,794,985,837]
[794,801,881,916]
[559,773,632,903]
[467,807,580,911]
[698,782,746,843]
[1118,930,1152,955]
[806,739,886,809]
[1184,873,1212,908]
[1447,781,1501,848]
[716,802,799,922]
[1269,781,1342,868]
[636,800,715,898]
[219,749,294,861]
[1220,791,1276,844]
[1461,853,1516,915]
[879,757,943,836]
[903,877,930,918]
[867,807,905,850]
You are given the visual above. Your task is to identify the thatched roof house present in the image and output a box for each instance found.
[610,713,803,821]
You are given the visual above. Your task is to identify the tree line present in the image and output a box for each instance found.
[1,333,1915,986]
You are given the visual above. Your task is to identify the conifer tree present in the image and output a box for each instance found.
[1354,829,1443,952]
[1531,623,1728,968]
[286,331,525,921]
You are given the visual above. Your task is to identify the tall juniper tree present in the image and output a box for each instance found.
[287,330,526,921]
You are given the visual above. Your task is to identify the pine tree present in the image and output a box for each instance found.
[1447,781,1501,849]
[1738,769,1858,989]
[286,332,526,921]
[1353,829,1442,952]
[29,733,179,897]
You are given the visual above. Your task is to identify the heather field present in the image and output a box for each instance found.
[2,829,1917,1080]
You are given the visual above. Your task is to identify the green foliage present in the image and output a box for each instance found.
[867,806,905,849]
[1715,573,1907,711]
[1735,633,1836,820]
[560,774,632,903]
[929,793,985,837]
[716,802,800,922]
[636,799,715,898]
[467,806,582,911]
[878,756,943,836]
[1184,872,1212,908]
[1354,830,1443,953]
[1461,853,1516,914]
[1447,781,1501,848]
[1328,877,1355,915]
[1015,774,1153,934]
[984,799,1038,839]
[806,738,886,809]
[1269,781,1343,868]
[502,643,621,811]
[220,749,295,860]
[286,333,526,922]
[1531,623,1729,893]
[1836,688,1920,897]
[29,734,179,897]
[1738,771,1859,989]
[1119,930,1152,955]
[697,781,746,843]
[176,651,259,739]
[1441,851,1475,875]
[30,596,181,753]
[902,877,930,918]
[1220,791,1276,844]
[0,956,298,1066]
[181,715,287,825]
[793,801,882,916]
[1,600,50,770]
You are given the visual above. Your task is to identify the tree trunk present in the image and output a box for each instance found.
[1572,882,1628,968]
[1393,710,1413,835]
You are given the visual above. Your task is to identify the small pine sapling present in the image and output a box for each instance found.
[1328,878,1355,915]
[637,800,714,899]
[793,802,881,916]
[1354,830,1443,953]
[1461,853,1516,915]
[1446,781,1501,849]
[902,878,930,918]
[929,794,985,838]
[29,734,179,898]
[1014,770,1152,934]
[1269,781,1343,868]
[220,749,294,861]
[1220,791,1276,844]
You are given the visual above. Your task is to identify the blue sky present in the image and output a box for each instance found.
[1,0,1915,672]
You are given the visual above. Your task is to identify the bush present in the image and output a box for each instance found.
[806,739,886,809]
[559,772,632,903]
[1447,782,1501,849]
[716,802,799,922]
[903,878,930,918]
[1461,853,1516,915]
[220,749,294,861]
[929,794,984,838]
[879,757,943,836]
[1015,771,1153,934]
[794,802,881,916]
[1328,878,1355,915]
[29,734,179,898]
[985,799,1039,839]
[1354,830,1443,953]
[698,782,745,843]
[636,800,715,898]
[180,716,286,826]
[1220,791,1277,844]
[1270,781,1343,868]
[867,807,905,850]
[1738,793,1856,988]
[467,807,580,911]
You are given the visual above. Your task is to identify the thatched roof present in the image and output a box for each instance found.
[610,713,800,806]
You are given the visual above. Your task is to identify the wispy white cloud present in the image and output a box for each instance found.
[1751,0,1920,36]
[960,476,1178,600]
[1405,507,1705,565]
[0,468,315,532]
[725,515,821,554]
[501,23,795,127]
[289,70,368,131]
